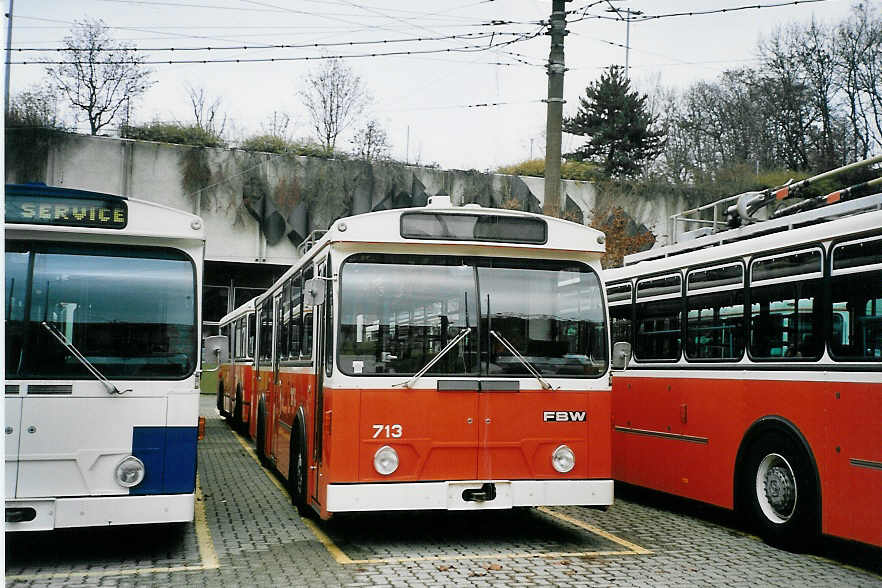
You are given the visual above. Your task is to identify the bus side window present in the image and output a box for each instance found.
[248,312,256,358]
[277,281,291,361]
[302,266,314,360]
[685,291,744,360]
[829,236,882,361]
[290,272,302,359]
[609,305,632,347]
[635,299,682,360]
[749,282,821,359]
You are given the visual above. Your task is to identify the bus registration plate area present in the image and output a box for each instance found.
[447,481,512,509]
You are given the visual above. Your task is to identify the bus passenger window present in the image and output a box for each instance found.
[829,272,882,360]
[749,282,821,359]
[247,313,256,358]
[685,291,744,360]
[609,305,632,346]
[635,299,682,360]
[302,267,314,360]
[290,273,302,359]
[258,303,273,367]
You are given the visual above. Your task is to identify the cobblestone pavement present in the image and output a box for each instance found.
[6,395,881,587]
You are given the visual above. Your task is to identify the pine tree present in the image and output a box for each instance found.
[564,66,665,177]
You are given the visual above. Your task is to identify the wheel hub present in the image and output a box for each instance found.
[764,465,795,517]
[756,452,797,524]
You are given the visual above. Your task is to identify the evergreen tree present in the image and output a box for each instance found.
[564,66,665,177]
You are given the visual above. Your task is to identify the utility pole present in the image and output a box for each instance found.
[4,0,13,114]
[543,0,570,218]
[606,5,643,79]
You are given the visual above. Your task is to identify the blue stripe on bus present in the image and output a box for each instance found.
[131,426,198,495]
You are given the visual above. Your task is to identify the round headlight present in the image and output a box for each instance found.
[115,456,146,488]
[552,444,575,473]
[373,445,399,476]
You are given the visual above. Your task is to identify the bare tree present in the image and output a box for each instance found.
[262,110,293,140]
[836,2,882,156]
[353,119,390,161]
[298,58,369,153]
[186,84,226,137]
[45,19,153,135]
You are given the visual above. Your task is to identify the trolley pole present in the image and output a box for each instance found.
[542,0,569,218]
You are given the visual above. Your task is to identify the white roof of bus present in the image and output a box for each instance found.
[605,195,882,284]
[244,202,606,312]
[311,203,604,254]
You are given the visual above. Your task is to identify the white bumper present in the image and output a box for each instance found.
[326,479,613,513]
[5,493,195,531]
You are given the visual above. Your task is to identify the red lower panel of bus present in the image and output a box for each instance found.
[260,369,611,517]
[218,363,255,436]
[325,386,611,484]
[611,374,881,547]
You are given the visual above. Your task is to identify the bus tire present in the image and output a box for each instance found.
[255,399,269,467]
[233,387,244,432]
[216,381,226,417]
[743,430,818,549]
[289,424,311,517]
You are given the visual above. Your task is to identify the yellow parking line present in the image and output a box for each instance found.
[194,475,221,569]
[537,506,652,555]
[302,517,356,564]
[6,477,220,582]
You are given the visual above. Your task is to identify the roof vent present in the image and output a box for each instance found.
[426,195,452,208]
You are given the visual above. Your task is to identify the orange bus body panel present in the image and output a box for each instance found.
[612,374,882,547]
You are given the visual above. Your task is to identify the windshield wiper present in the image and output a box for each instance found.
[395,327,472,388]
[490,330,555,390]
[41,321,129,395]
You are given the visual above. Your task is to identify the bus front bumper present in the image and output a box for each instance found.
[5,493,195,531]
[326,479,613,513]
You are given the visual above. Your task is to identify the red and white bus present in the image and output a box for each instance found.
[218,196,613,519]
[606,190,882,548]
[217,298,257,436]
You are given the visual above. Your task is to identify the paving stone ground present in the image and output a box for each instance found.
[5,394,881,587]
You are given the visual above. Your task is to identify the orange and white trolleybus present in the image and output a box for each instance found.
[220,196,613,518]
[5,183,205,530]
[217,298,257,436]
[606,183,882,548]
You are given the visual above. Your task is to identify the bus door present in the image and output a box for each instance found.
[255,301,272,455]
[311,259,329,502]
[271,293,285,461]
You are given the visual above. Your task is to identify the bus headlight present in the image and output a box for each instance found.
[552,445,575,473]
[373,445,399,476]
[115,456,146,488]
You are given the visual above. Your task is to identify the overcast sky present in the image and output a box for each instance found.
[5,0,856,170]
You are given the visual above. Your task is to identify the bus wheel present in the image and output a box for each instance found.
[233,388,244,432]
[289,426,311,517]
[216,381,227,417]
[255,401,269,467]
[744,431,818,549]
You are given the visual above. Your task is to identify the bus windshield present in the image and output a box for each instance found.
[6,242,197,380]
[338,254,607,378]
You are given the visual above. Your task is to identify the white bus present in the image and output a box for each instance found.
[5,183,206,530]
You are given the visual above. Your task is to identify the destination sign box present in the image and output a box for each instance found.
[6,192,128,229]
